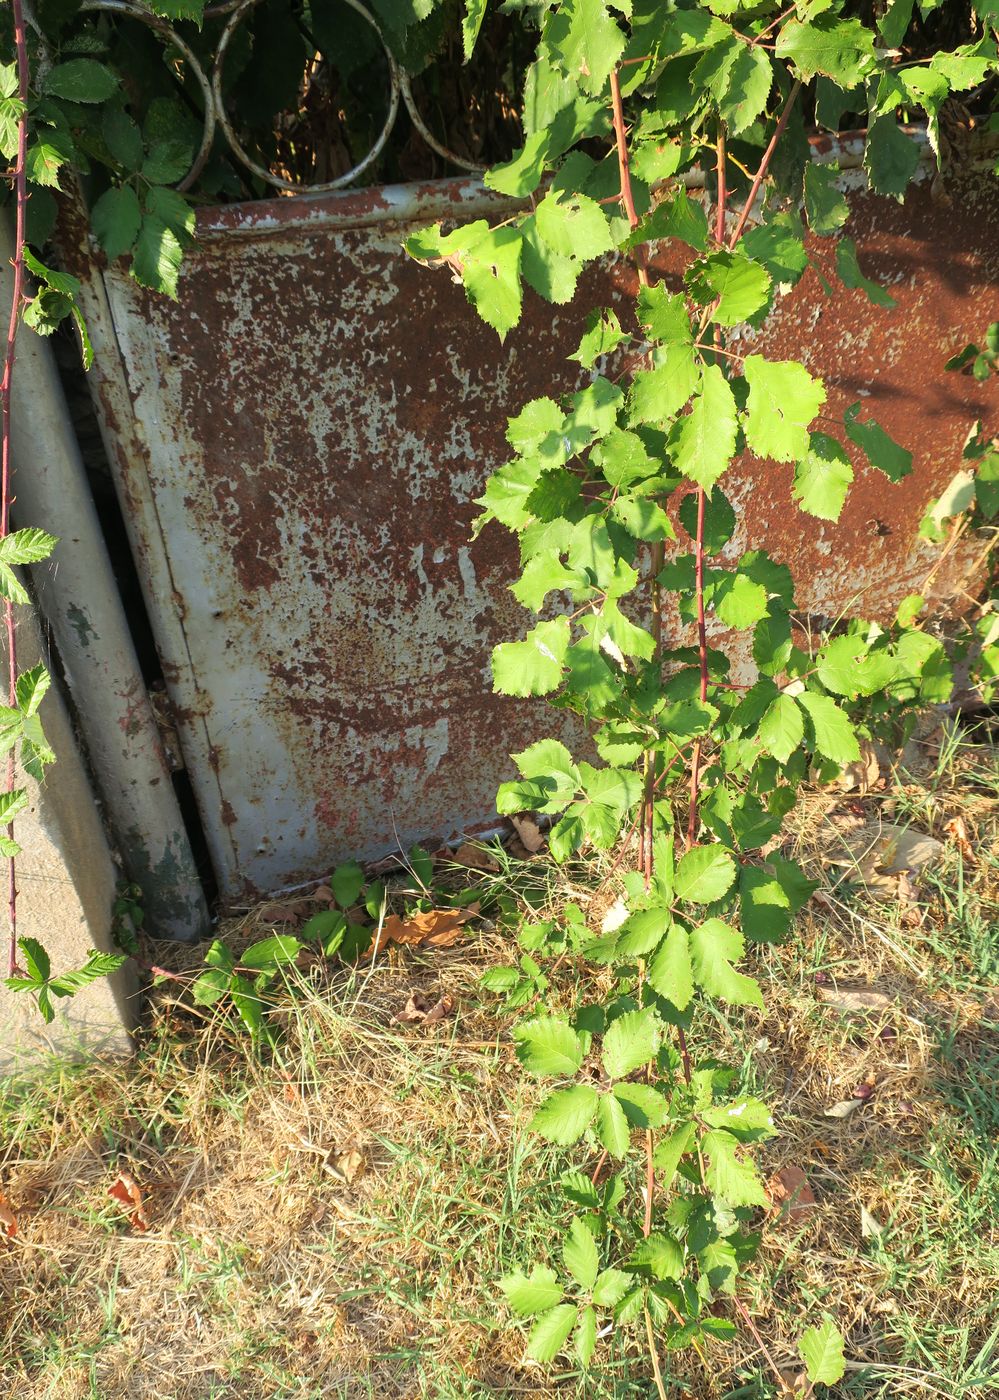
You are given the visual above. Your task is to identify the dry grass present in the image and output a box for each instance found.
[0,719,996,1399]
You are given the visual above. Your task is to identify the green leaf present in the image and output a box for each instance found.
[686,250,771,327]
[844,403,912,481]
[653,1120,695,1184]
[864,117,921,200]
[514,1015,584,1077]
[575,1304,597,1367]
[744,356,826,463]
[797,692,860,765]
[690,919,764,1008]
[613,1081,670,1129]
[571,309,628,369]
[702,1127,768,1206]
[239,935,302,971]
[144,186,196,244]
[563,1216,600,1289]
[817,633,898,697]
[150,0,206,20]
[536,191,614,261]
[0,528,57,566]
[462,226,523,339]
[0,92,25,163]
[713,572,769,630]
[229,974,265,1037]
[592,1266,631,1306]
[835,236,895,308]
[500,1265,563,1317]
[792,432,853,521]
[775,16,876,86]
[103,107,144,170]
[191,967,232,1006]
[330,860,365,909]
[674,846,736,904]
[601,1009,659,1079]
[25,130,74,189]
[702,1097,777,1141]
[637,285,692,346]
[595,1090,632,1157]
[630,1232,684,1280]
[461,0,487,59]
[16,664,50,718]
[678,488,735,554]
[549,0,625,95]
[673,364,739,490]
[492,618,569,696]
[717,43,773,136]
[44,59,119,103]
[527,1303,577,1363]
[91,186,142,262]
[758,694,805,763]
[530,1084,600,1143]
[800,1317,847,1386]
[18,935,50,983]
[203,938,235,972]
[803,162,849,235]
[131,216,184,299]
[742,213,808,286]
[49,950,126,997]
[647,926,693,1010]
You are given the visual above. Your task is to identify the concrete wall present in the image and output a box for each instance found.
[0,605,134,1067]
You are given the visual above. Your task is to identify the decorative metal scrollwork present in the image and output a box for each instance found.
[82,0,485,196]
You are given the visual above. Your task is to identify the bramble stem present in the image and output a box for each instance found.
[727,81,802,251]
[2,0,29,979]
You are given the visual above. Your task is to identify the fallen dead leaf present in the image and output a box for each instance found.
[834,738,882,794]
[451,842,500,873]
[310,884,335,904]
[259,901,306,924]
[944,814,975,862]
[778,1369,809,1398]
[767,1165,817,1219]
[861,1204,883,1237]
[108,1171,149,1231]
[824,822,944,900]
[391,990,455,1026]
[367,905,479,958]
[0,1191,16,1240]
[817,985,892,1013]
[326,1147,365,1185]
[824,1097,866,1120]
[511,814,545,853]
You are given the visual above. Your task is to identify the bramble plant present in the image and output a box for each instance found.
[408,0,998,1390]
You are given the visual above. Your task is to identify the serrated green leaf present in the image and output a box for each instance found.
[463,226,524,339]
[16,664,50,718]
[563,1216,600,1289]
[613,1081,670,1129]
[18,935,50,983]
[775,16,876,86]
[797,691,860,764]
[530,1084,600,1143]
[514,1015,584,1076]
[674,845,737,904]
[744,356,826,463]
[647,925,693,1009]
[864,117,921,201]
[630,1231,684,1280]
[702,1127,768,1205]
[595,1090,632,1157]
[690,918,763,1007]
[758,693,805,763]
[673,364,738,490]
[191,967,232,1006]
[800,1317,847,1386]
[575,1304,597,1366]
[239,935,302,971]
[803,161,850,234]
[131,216,184,299]
[536,190,615,261]
[0,529,57,567]
[678,488,735,554]
[702,1096,777,1140]
[44,58,119,103]
[492,618,570,696]
[843,403,912,481]
[601,1009,659,1079]
[686,250,771,327]
[527,1303,578,1362]
[793,432,854,521]
[550,0,626,95]
[500,1265,563,1318]
[92,186,142,261]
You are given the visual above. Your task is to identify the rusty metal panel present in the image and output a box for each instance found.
[70,165,995,903]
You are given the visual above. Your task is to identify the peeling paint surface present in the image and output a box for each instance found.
[79,170,996,902]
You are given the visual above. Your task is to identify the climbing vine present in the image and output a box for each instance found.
[408,0,998,1389]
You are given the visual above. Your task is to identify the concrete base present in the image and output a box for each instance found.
[0,607,135,1069]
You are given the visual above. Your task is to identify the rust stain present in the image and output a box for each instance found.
[77,169,997,902]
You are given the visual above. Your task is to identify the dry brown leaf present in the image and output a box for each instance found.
[824,1097,865,1120]
[108,1171,149,1231]
[834,738,882,794]
[326,1147,365,1185]
[767,1165,817,1219]
[451,842,500,873]
[511,814,545,853]
[259,902,304,924]
[861,1205,884,1238]
[391,990,455,1026]
[778,1369,809,1398]
[817,985,892,1013]
[0,1191,16,1240]
[367,905,478,957]
[310,884,335,904]
[944,815,975,862]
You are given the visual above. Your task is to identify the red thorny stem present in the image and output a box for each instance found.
[2,0,29,978]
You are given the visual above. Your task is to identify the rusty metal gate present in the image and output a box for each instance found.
[59,155,996,906]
